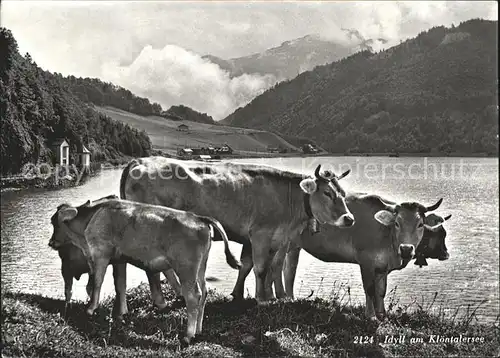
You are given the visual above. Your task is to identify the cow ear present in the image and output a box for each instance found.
[58,207,78,222]
[374,210,395,226]
[300,178,318,194]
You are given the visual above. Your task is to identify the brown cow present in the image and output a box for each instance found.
[280,193,446,321]
[120,157,355,304]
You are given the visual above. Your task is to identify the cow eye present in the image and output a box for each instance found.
[395,221,400,228]
[324,191,335,200]
[418,222,424,228]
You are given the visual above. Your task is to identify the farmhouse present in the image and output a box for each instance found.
[177,124,189,132]
[177,148,193,159]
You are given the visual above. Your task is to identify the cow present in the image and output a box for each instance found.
[52,195,120,306]
[50,195,183,317]
[119,157,355,305]
[279,193,448,321]
[49,198,240,345]
[414,213,451,267]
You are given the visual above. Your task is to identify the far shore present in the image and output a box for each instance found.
[1,151,497,192]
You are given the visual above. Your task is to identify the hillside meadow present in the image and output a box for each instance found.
[95,106,301,156]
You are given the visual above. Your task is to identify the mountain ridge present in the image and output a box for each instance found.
[202,33,378,79]
[222,19,499,155]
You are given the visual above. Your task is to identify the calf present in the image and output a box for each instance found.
[52,195,119,306]
[51,196,183,315]
[49,198,240,344]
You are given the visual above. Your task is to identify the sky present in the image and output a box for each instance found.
[2,1,498,120]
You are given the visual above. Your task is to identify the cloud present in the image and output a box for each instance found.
[3,1,497,119]
[101,45,276,120]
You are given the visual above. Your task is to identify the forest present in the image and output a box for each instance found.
[162,105,216,124]
[223,19,498,155]
[0,28,155,175]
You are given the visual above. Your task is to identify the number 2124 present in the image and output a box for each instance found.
[353,336,374,344]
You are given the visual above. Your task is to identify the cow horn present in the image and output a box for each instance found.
[337,169,351,180]
[379,198,398,212]
[444,214,452,221]
[314,165,321,178]
[425,198,443,213]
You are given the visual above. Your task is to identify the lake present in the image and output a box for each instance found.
[1,156,498,323]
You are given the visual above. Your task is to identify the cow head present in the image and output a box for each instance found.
[48,195,118,250]
[48,204,79,250]
[374,198,443,261]
[299,164,355,228]
[414,214,451,267]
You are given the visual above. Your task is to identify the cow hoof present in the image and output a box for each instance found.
[113,314,128,325]
[230,292,244,301]
[180,336,191,347]
[256,299,271,307]
[155,302,169,312]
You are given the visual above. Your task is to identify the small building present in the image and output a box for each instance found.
[76,145,91,168]
[218,144,233,155]
[177,124,189,132]
[302,144,319,154]
[51,138,70,166]
[177,148,193,159]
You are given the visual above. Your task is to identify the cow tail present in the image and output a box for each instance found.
[203,217,241,270]
[120,159,140,199]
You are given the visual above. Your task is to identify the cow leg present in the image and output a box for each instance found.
[112,263,128,318]
[196,254,209,334]
[269,244,289,299]
[360,266,377,321]
[85,275,93,298]
[230,241,253,300]
[146,271,168,310]
[251,232,275,304]
[270,261,284,300]
[62,266,73,303]
[283,244,301,299]
[164,269,182,298]
[178,274,201,345]
[86,257,109,316]
[374,272,388,321]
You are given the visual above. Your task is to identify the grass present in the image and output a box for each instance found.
[95,106,302,156]
[2,281,499,358]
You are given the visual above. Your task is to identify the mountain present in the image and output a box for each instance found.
[203,34,377,80]
[222,19,499,155]
[0,28,152,175]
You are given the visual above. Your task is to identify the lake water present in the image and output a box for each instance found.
[1,157,498,323]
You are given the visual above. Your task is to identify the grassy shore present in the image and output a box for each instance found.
[2,282,498,358]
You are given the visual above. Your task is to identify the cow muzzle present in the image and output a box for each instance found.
[335,213,355,228]
[48,239,60,249]
[399,244,415,260]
